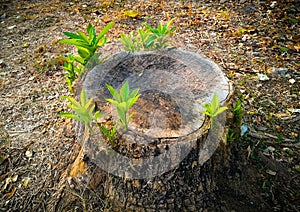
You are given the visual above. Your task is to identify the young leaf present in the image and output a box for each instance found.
[76,31,90,44]
[106,84,121,102]
[87,23,96,44]
[116,107,126,125]
[80,89,87,106]
[213,106,228,117]
[57,112,81,121]
[61,96,81,108]
[129,88,140,99]
[94,111,103,120]
[106,98,119,107]
[77,47,90,60]
[120,81,130,102]
[95,22,115,46]
[128,95,140,108]
[59,39,91,49]
[101,126,109,136]
[63,32,82,39]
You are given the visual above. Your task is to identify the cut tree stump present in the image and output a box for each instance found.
[73,48,234,211]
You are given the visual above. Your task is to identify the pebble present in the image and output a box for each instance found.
[257,73,269,81]
[0,59,6,68]
[271,67,288,77]
[7,25,16,30]
[289,79,295,84]
[267,146,275,152]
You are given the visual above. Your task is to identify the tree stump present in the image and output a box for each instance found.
[74,48,233,211]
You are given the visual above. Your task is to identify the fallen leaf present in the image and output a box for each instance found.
[272,45,289,52]
[12,175,18,182]
[266,169,277,176]
[192,161,198,168]
[288,79,295,84]
[5,187,17,198]
[287,108,300,113]
[25,150,33,158]
[124,10,139,18]
[7,25,16,30]
[283,147,294,155]
[22,178,30,188]
[247,145,251,159]
[132,180,140,188]
[101,14,111,23]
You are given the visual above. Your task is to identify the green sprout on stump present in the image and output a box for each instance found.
[58,90,103,133]
[101,125,117,145]
[201,92,228,126]
[106,81,140,131]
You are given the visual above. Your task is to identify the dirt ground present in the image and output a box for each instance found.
[0,0,299,211]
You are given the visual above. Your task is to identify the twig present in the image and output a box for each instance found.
[248,129,300,148]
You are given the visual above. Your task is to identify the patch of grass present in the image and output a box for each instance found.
[120,19,175,52]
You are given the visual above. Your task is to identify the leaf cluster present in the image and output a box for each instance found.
[120,19,175,52]
[106,81,140,131]
[233,99,242,125]
[101,125,117,145]
[60,54,83,92]
[59,22,114,91]
[202,92,228,125]
[60,22,115,65]
[58,90,103,133]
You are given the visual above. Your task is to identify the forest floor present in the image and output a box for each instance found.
[0,0,299,211]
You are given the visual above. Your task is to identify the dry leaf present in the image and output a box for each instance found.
[102,14,111,23]
[124,10,139,18]
[132,180,140,188]
[266,169,277,176]
[23,178,30,188]
[5,187,17,199]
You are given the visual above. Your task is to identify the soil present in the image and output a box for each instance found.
[0,0,299,211]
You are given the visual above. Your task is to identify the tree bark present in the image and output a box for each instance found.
[73,48,234,211]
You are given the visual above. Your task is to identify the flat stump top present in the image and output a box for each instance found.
[83,48,230,140]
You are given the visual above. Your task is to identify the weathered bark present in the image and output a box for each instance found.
[73,48,234,210]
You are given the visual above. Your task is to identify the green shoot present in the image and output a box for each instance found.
[58,90,103,133]
[106,81,140,131]
[120,19,175,52]
[60,54,83,92]
[101,125,117,145]
[201,92,228,126]
[120,32,140,52]
[59,22,115,91]
[233,99,242,126]
[59,22,115,66]
[144,19,175,49]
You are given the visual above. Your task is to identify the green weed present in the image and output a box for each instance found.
[101,125,117,145]
[106,81,140,131]
[59,22,115,91]
[58,90,103,133]
[59,22,115,66]
[201,92,228,126]
[120,19,175,52]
